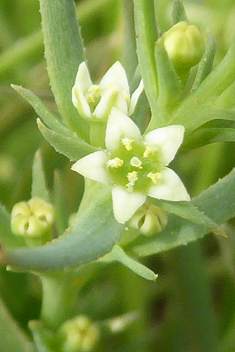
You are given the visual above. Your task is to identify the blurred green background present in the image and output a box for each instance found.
[1,0,235,351]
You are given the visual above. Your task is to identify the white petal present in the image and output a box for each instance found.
[74,62,93,94]
[112,186,146,223]
[144,125,185,165]
[148,167,190,201]
[99,61,129,94]
[93,87,120,120]
[72,86,92,118]
[129,80,144,115]
[106,108,141,151]
[71,151,110,185]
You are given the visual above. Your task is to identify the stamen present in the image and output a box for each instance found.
[143,146,156,158]
[147,172,161,184]
[86,85,101,104]
[126,171,138,191]
[107,157,124,168]
[130,157,142,168]
[122,137,133,151]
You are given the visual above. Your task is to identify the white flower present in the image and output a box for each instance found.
[72,61,143,121]
[71,109,190,223]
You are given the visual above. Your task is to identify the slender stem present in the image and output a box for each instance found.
[40,272,79,330]
[89,122,106,148]
[171,242,219,351]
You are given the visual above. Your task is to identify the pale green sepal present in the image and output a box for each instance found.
[132,169,235,257]
[192,32,216,91]
[0,204,25,247]
[93,87,120,120]
[2,187,125,271]
[31,150,50,202]
[172,0,188,24]
[11,85,74,138]
[111,244,157,281]
[39,0,88,138]
[154,39,182,111]
[0,297,35,352]
[37,120,97,161]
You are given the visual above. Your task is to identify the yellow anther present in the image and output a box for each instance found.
[130,157,142,168]
[127,171,138,187]
[107,157,124,168]
[86,85,101,104]
[122,137,134,151]
[143,146,156,158]
[147,172,161,184]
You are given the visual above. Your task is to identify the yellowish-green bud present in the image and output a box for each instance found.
[11,197,55,238]
[59,316,99,352]
[162,21,205,69]
[130,202,168,236]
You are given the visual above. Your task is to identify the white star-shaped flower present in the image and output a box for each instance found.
[72,108,190,223]
[72,61,143,121]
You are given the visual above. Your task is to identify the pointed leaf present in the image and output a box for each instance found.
[53,171,69,234]
[130,169,235,257]
[2,187,125,271]
[172,0,188,24]
[31,150,50,202]
[39,0,88,138]
[192,33,216,91]
[111,244,157,281]
[37,120,97,161]
[11,85,73,138]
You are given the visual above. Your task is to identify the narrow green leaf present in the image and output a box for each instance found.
[111,244,157,281]
[192,33,216,91]
[53,171,69,234]
[184,126,235,149]
[39,0,88,138]
[2,186,125,271]
[11,85,74,138]
[31,150,50,202]
[0,204,25,247]
[37,119,97,161]
[0,297,35,352]
[130,169,235,257]
[151,199,226,237]
[154,39,182,111]
[172,0,188,24]
[134,0,162,123]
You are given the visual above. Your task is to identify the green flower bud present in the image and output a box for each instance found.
[130,202,168,236]
[59,316,99,352]
[162,21,205,69]
[11,197,55,238]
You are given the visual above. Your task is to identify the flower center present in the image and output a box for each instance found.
[85,85,102,112]
[107,138,164,192]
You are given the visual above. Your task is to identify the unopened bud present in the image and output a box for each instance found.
[130,203,167,236]
[162,21,205,69]
[59,316,99,352]
[11,197,55,238]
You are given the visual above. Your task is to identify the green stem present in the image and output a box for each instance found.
[40,272,79,331]
[171,242,219,351]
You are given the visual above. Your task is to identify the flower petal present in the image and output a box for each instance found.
[112,186,146,223]
[129,80,144,115]
[106,108,141,151]
[72,86,92,119]
[99,61,130,94]
[93,87,120,120]
[74,62,93,93]
[148,167,190,201]
[71,151,110,185]
[144,125,185,165]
